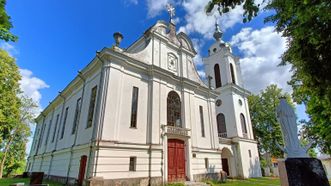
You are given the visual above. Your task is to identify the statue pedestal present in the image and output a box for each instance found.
[278,158,330,186]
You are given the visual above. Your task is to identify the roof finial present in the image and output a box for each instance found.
[166,3,176,24]
[213,16,223,41]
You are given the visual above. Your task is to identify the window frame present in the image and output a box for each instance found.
[86,86,98,128]
[60,107,69,139]
[199,106,205,137]
[230,63,236,84]
[51,114,60,143]
[130,87,139,128]
[214,64,222,88]
[129,156,137,171]
[72,98,82,135]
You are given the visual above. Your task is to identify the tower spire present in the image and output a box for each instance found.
[213,18,223,41]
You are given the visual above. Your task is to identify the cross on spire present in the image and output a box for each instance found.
[166,3,175,24]
[213,16,223,41]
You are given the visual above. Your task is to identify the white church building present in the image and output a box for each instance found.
[27,10,262,185]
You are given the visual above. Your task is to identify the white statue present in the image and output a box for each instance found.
[276,98,310,158]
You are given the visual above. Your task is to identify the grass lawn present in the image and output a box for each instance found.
[206,177,331,186]
[0,178,63,186]
[206,177,280,186]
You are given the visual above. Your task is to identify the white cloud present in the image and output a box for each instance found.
[20,69,49,108]
[230,26,291,94]
[178,0,243,39]
[0,42,18,56]
[146,0,243,38]
[146,0,172,18]
[124,0,138,6]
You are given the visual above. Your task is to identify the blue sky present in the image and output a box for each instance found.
[2,0,309,151]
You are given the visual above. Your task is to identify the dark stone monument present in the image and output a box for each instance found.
[30,172,44,185]
[278,158,330,186]
[22,172,28,178]
[276,99,330,186]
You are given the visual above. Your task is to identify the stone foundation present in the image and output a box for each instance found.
[193,172,226,182]
[88,176,163,186]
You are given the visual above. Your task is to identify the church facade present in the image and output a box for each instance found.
[27,17,261,185]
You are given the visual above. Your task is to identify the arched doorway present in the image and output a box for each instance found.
[221,148,235,177]
[168,139,186,182]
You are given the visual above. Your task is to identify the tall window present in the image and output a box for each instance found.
[60,107,69,139]
[130,87,139,128]
[87,86,98,128]
[167,91,181,127]
[240,113,248,138]
[217,113,227,138]
[230,63,236,84]
[37,121,46,150]
[45,119,52,145]
[72,98,82,134]
[199,106,205,137]
[205,158,209,169]
[52,114,60,143]
[214,64,222,88]
[129,157,137,171]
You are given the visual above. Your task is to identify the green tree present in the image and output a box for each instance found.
[1,96,36,177]
[248,85,291,158]
[206,0,331,155]
[248,85,292,174]
[0,49,21,178]
[0,0,17,42]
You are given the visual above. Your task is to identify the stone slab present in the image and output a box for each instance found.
[278,158,330,186]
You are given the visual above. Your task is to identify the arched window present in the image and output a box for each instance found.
[167,91,181,127]
[230,63,236,84]
[214,64,222,88]
[240,113,248,138]
[217,113,227,138]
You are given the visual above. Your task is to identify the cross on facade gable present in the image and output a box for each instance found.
[166,3,175,23]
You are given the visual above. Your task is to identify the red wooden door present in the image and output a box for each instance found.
[78,155,87,186]
[168,139,186,182]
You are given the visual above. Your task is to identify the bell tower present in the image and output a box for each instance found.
[203,22,262,178]
[203,22,253,140]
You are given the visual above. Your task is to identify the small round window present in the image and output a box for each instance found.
[216,99,222,107]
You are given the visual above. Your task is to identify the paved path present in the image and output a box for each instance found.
[185,181,209,186]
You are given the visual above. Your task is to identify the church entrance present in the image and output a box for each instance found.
[221,147,236,177]
[168,139,186,182]
[221,158,229,176]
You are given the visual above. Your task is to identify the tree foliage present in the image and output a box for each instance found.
[0,0,17,42]
[0,50,36,178]
[248,84,291,159]
[206,0,331,155]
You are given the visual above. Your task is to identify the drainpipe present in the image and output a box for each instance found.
[66,71,86,184]
[146,74,154,186]
[86,52,111,180]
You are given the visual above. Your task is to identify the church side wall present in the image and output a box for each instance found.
[27,67,102,182]
[101,64,149,144]
[238,141,261,178]
[95,147,162,179]
[191,151,222,178]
